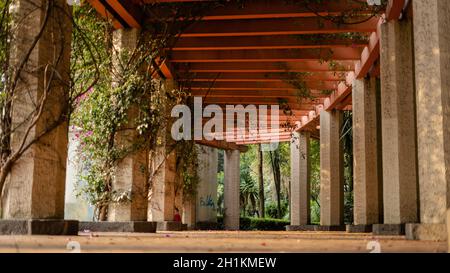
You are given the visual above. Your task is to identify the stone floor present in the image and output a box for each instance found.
[0,231,446,253]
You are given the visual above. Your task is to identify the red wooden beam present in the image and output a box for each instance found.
[182,61,355,73]
[189,81,339,91]
[181,72,345,82]
[193,90,333,98]
[170,48,363,63]
[173,36,368,51]
[386,0,406,20]
[87,0,123,29]
[181,17,379,37]
[203,97,320,106]
[196,0,376,21]
[195,139,248,152]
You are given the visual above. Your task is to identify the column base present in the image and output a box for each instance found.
[372,224,405,235]
[286,225,317,231]
[346,224,373,233]
[156,221,187,231]
[0,219,78,235]
[315,225,346,231]
[405,223,447,241]
[79,221,157,233]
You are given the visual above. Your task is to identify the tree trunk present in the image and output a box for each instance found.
[99,205,108,221]
[269,150,282,219]
[258,144,265,218]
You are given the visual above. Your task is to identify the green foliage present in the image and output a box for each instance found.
[0,0,9,74]
[217,216,290,231]
[265,200,289,220]
[310,139,321,222]
[0,0,11,113]
[71,5,170,220]
[177,141,200,200]
[240,146,258,216]
[216,170,224,214]
[341,111,354,224]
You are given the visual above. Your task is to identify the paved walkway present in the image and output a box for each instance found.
[0,231,446,253]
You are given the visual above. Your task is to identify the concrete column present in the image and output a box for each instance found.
[320,110,344,228]
[148,80,178,230]
[108,28,148,222]
[352,77,382,228]
[182,198,196,229]
[406,0,450,241]
[378,16,418,233]
[196,145,218,223]
[224,150,240,230]
[289,131,311,226]
[3,0,71,220]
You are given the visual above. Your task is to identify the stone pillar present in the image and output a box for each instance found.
[319,110,344,229]
[182,198,196,229]
[0,0,78,235]
[350,77,382,232]
[375,15,419,235]
[224,150,240,230]
[406,0,450,241]
[148,80,179,231]
[108,28,148,222]
[288,131,312,230]
[196,145,218,223]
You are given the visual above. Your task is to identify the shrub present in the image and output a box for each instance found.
[216,216,290,231]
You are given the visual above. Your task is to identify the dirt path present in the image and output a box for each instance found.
[0,231,446,253]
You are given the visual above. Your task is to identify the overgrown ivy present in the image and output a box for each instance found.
[70,1,220,220]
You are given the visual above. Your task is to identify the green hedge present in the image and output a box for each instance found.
[216,216,290,231]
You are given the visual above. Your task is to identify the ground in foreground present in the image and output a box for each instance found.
[0,231,446,253]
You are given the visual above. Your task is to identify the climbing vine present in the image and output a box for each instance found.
[71,1,229,220]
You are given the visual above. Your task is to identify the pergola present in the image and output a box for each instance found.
[2,0,449,246]
[87,0,404,148]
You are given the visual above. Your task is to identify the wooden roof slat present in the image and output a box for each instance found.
[180,72,346,81]
[193,90,331,98]
[181,61,355,73]
[189,81,338,90]
[199,0,375,21]
[170,48,362,62]
[181,17,379,37]
[173,36,367,51]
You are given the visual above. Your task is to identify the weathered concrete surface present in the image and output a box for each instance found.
[148,81,177,223]
[107,28,149,222]
[352,78,382,225]
[286,225,316,231]
[315,225,346,232]
[410,0,450,242]
[0,220,78,235]
[182,198,196,229]
[290,132,311,226]
[196,145,218,223]
[156,221,186,231]
[448,210,450,252]
[380,17,418,225]
[405,223,447,242]
[346,225,373,233]
[2,0,71,219]
[320,110,344,226]
[79,221,156,233]
[224,150,240,230]
[373,224,405,236]
[0,231,445,253]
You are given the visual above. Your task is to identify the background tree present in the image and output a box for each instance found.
[257,144,264,218]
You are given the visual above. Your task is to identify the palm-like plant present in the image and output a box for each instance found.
[240,171,258,217]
